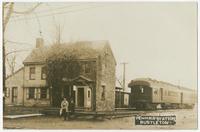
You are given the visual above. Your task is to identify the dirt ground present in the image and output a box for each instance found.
[3,108,197,129]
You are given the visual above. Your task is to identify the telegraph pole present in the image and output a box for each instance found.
[121,62,128,91]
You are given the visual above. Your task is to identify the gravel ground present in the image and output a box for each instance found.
[3,108,197,129]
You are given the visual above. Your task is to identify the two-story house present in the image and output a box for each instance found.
[5,38,116,112]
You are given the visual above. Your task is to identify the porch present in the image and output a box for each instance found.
[50,75,95,111]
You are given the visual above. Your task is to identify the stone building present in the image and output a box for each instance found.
[5,38,116,111]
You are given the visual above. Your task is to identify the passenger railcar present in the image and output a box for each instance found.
[128,78,196,110]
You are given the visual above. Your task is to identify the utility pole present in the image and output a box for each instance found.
[121,62,128,92]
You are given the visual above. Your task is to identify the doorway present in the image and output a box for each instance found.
[77,88,84,107]
[160,88,163,101]
[181,92,183,104]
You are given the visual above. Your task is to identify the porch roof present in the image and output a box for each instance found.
[62,75,93,83]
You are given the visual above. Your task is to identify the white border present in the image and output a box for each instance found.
[1,0,199,132]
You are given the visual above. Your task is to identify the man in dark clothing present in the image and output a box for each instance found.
[69,98,75,120]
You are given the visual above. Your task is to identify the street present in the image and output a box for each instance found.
[4,108,197,129]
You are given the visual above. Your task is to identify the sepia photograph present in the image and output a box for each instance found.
[2,1,198,130]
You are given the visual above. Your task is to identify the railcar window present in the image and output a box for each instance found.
[168,91,178,96]
[140,86,144,93]
[154,89,158,94]
[165,91,167,96]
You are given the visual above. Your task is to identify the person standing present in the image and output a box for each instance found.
[69,97,75,120]
[61,97,69,121]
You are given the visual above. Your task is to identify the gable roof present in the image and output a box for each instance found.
[23,40,115,64]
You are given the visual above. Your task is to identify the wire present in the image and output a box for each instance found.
[5,40,33,45]
[10,3,94,19]
[10,5,105,22]
[5,49,31,56]
[13,3,41,14]
[45,3,58,32]
[34,12,43,37]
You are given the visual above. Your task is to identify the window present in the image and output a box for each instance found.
[41,67,46,80]
[168,91,178,96]
[12,87,18,96]
[85,62,91,73]
[41,88,47,99]
[165,91,168,96]
[154,89,158,95]
[81,62,92,74]
[29,67,35,80]
[101,85,106,100]
[28,88,35,99]
[88,90,91,98]
[140,86,144,93]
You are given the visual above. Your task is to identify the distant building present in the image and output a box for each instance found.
[115,86,130,108]
[5,67,24,106]
[5,38,116,112]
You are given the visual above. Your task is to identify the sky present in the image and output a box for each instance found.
[4,2,197,90]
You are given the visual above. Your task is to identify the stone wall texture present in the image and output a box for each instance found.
[95,45,116,111]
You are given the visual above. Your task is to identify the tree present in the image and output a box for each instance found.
[3,3,14,113]
[3,2,41,112]
[6,53,16,75]
[46,44,81,106]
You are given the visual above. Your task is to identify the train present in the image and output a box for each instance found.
[128,78,196,110]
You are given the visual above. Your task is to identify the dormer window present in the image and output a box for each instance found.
[85,62,91,73]
[29,67,35,80]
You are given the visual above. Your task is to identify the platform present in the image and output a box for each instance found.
[4,113,44,119]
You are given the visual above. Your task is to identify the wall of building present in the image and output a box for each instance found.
[23,87,50,107]
[96,45,116,111]
[5,68,24,106]
[24,64,47,87]
[23,64,50,106]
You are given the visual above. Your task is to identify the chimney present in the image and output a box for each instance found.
[36,38,44,48]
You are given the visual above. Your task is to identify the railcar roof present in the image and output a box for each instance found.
[128,78,195,91]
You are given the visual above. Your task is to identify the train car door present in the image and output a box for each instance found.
[180,92,183,104]
[160,88,163,101]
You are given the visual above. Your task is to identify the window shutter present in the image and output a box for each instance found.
[26,88,29,99]
[34,88,37,99]
[46,88,49,99]
[38,88,41,99]
[15,87,18,96]
[7,88,10,97]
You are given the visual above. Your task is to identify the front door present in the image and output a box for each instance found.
[77,88,84,107]
[12,87,17,103]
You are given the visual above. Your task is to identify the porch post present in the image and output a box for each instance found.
[50,86,53,106]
